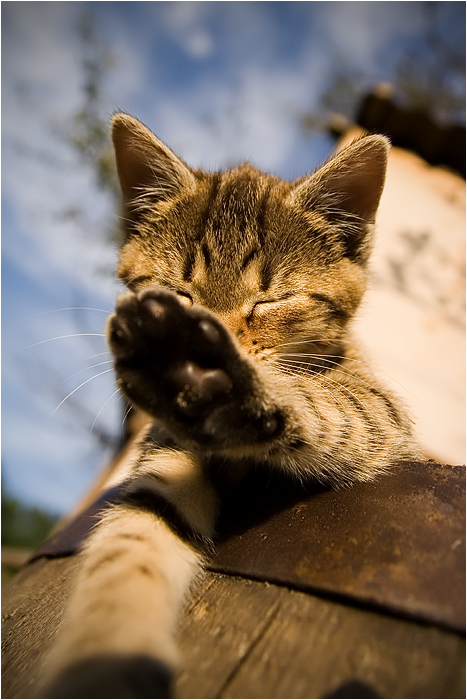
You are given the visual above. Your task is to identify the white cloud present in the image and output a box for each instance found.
[3,301,121,513]
[151,2,216,59]
[314,2,425,70]
[185,28,214,59]
[145,64,327,175]
[2,4,120,299]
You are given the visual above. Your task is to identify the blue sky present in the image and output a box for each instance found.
[2,1,465,515]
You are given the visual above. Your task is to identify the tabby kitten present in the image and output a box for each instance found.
[42,114,419,697]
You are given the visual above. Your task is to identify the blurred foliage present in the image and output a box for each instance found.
[302,1,465,133]
[71,11,119,200]
[58,10,123,247]
[2,486,58,550]
[6,9,124,487]
[393,2,465,123]
[301,70,362,133]
[1,487,58,582]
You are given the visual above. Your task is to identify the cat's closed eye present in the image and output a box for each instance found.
[248,295,294,322]
[128,275,152,290]
[246,299,277,323]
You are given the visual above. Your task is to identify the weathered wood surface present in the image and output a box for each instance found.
[2,461,465,698]
[213,462,466,631]
[28,462,466,632]
[178,573,465,699]
[2,557,79,699]
[2,557,465,699]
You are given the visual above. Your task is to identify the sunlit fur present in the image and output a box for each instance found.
[42,114,421,697]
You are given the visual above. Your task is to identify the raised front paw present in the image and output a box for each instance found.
[107,289,282,449]
[108,289,233,410]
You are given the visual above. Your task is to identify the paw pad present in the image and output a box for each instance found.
[172,362,232,415]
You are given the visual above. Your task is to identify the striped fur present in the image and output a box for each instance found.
[42,114,421,697]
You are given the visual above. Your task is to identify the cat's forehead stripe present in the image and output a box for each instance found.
[182,247,196,282]
[260,258,273,292]
[256,183,272,248]
[204,168,265,240]
[240,247,259,271]
[201,241,211,269]
[183,169,277,291]
[219,170,260,206]
[197,172,221,241]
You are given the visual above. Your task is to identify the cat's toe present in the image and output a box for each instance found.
[140,295,168,323]
[109,313,131,345]
[108,294,140,357]
[109,289,188,362]
[137,289,182,345]
[198,318,222,347]
[260,413,280,436]
[139,288,182,322]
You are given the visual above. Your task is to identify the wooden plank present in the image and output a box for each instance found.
[2,562,465,699]
[175,573,286,699]
[2,557,79,699]
[214,462,466,631]
[219,579,466,699]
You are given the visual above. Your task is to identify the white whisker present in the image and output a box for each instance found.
[37,307,111,316]
[281,351,420,399]
[278,356,375,391]
[52,369,114,416]
[121,403,133,428]
[277,358,376,420]
[20,333,106,352]
[62,351,112,374]
[91,388,124,434]
[61,360,114,385]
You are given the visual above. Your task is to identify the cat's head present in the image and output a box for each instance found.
[111,113,388,360]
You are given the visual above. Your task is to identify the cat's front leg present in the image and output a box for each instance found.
[41,449,217,698]
[108,288,284,453]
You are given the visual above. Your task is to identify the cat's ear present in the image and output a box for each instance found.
[111,113,196,207]
[289,135,389,263]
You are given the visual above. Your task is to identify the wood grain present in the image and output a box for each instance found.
[2,562,465,699]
